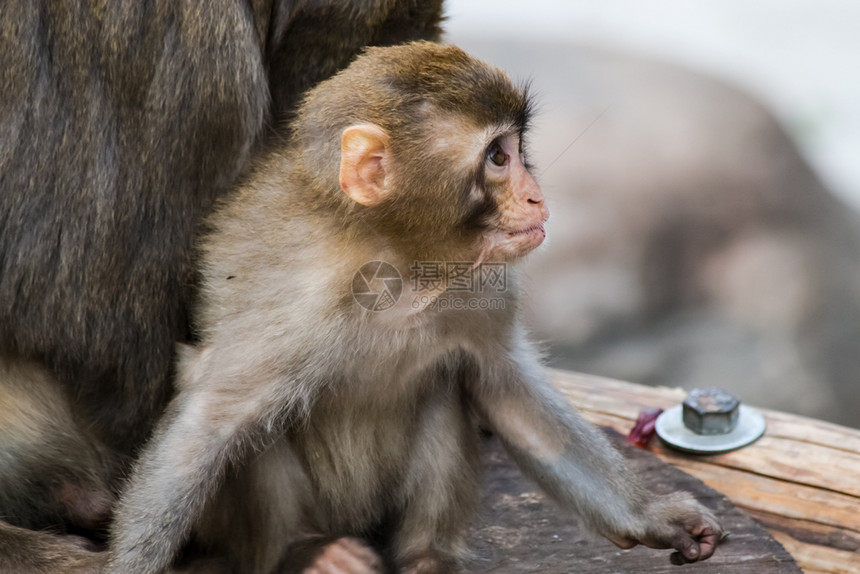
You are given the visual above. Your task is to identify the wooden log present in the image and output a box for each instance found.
[469,432,800,572]
[549,369,860,574]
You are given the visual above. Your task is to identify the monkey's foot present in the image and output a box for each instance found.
[302,538,384,574]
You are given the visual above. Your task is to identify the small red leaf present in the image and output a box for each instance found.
[627,408,664,449]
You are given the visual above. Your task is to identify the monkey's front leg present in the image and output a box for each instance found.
[472,344,722,564]
[105,389,256,574]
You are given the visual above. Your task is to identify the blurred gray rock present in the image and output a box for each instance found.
[452,38,860,427]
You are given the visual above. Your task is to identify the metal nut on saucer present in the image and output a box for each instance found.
[655,387,765,454]
[682,388,740,435]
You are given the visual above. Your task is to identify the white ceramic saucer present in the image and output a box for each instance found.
[655,404,766,454]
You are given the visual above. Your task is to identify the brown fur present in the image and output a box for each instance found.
[0,2,443,572]
[0,0,443,453]
[107,43,720,574]
[0,522,105,574]
[0,359,115,537]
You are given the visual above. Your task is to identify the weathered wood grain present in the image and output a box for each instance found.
[549,369,860,573]
[468,433,800,572]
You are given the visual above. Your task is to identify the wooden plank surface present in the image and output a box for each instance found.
[549,369,860,574]
[469,433,800,573]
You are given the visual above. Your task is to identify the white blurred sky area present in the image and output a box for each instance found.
[444,0,860,209]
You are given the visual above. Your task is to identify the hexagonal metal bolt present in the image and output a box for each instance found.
[682,388,740,435]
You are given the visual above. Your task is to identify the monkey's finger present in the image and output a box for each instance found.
[666,536,707,565]
[667,521,722,564]
[692,523,722,561]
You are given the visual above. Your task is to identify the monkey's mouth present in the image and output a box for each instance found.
[508,223,545,237]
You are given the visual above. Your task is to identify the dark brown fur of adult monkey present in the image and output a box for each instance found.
[107,42,722,574]
[0,1,442,571]
[0,0,443,459]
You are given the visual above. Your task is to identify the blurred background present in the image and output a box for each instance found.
[443,0,860,427]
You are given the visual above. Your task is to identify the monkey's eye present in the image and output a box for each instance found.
[487,141,508,167]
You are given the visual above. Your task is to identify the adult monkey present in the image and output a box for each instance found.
[0,0,442,571]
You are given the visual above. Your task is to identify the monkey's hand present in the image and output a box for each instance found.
[605,492,723,564]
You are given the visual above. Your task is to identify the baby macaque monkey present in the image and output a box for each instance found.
[107,42,721,574]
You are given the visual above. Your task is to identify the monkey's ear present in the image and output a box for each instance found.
[339,124,390,206]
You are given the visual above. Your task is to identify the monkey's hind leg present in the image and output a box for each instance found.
[389,395,481,574]
[0,356,115,539]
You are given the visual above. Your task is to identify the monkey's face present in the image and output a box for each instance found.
[338,119,548,265]
[472,131,548,263]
